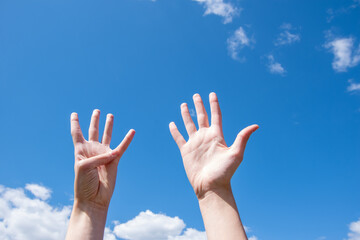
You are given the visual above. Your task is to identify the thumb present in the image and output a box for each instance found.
[230,124,259,157]
[81,129,136,169]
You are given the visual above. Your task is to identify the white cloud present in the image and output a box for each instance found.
[325,37,360,72]
[0,184,257,240]
[168,228,207,240]
[112,210,207,240]
[0,184,71,240]
[104,227,117,240]
[348,218,360,240]
[249,236,258,240]
[25,184,52,201]
[227,27,252,61]
[193,0,239,24]
[275,23,300,46]
[267,55,286,75]
[347,79,360,92]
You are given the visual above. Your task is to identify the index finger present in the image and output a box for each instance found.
[70,112,85,144]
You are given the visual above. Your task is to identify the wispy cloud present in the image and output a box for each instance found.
[327,0,360,22]
[275,23,300,46]
[267,55,286,75]
[245,227,258,240]
[316,236,327,240]
[325,36,360,72]
[347,79,360,92]
[347,218,360,240]
[189,108,196,117]
[227,27,253,61]
[193,0,239,24]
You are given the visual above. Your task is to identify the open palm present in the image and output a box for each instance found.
[170,93,258,198]
[71,110,135,208]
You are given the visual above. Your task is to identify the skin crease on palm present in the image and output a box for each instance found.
[169,92,259,199]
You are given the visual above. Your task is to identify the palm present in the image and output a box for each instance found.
[181,127,232,195]
[71,110,135,208]
[170,93,258,198]
[75,141,115,206]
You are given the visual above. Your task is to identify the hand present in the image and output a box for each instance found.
[70,110,135,209]
[169,93,258,199]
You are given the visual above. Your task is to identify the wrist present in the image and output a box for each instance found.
[196,183,232,201]
[197,184,246,240]
[72,199,109,218]
[66,200,109,240]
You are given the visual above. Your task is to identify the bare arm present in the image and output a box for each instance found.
[169,93,258,240]
[66,110,135,240]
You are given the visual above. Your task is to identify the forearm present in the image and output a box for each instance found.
[198,186,247,240]
[66,200,108,240]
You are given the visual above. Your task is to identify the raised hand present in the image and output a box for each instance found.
[169,93,258,199]
[71,110,135,208]
[66,110,135,240]
[169,93,258,240]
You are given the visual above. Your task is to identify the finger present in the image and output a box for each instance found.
[88,109,100,141]
[169,122,186,149]
[193,93,209,128]
[70,112,85,144]
[231,124,259,157]
[111,129,136,161]
[209,92,222,128]
[80,151,116,169]
[102,113,114,146]
[181,103,197,137]
[80,130,135,169]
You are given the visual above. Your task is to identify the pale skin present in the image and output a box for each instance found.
[169,92,258,240]
[66,110,135,240]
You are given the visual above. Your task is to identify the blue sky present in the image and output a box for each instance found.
[0,0,359,239]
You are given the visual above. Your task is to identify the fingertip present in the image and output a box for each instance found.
[107,113,114,119]
[93,109,100,115]
[252,124,260,131]
[128,129,136,136]
[209,92,218,102]
[71,112,78,120]
[193,93,201,101]
[169,121,177,129]
[181,103,188,109]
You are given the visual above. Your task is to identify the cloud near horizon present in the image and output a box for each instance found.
[0,184,208,240]
[0,185,71,240]
[348,218,360,240]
